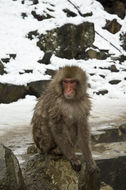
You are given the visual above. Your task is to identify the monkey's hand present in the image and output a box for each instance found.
[88,162,100,175]
[70,158,81,172]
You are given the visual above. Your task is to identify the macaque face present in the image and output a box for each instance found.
[62,78,77,99]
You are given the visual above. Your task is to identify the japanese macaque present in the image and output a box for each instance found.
[32,66,97,173]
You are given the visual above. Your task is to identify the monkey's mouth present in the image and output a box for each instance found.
[64,92,75,99]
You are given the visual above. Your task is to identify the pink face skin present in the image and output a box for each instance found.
[62,78,77,99]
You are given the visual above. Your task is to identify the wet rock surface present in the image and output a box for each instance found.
[92,123,126,190]
[92,123,126,143]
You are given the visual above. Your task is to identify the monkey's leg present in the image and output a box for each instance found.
[33,123,56,154]
[49,122,81,172]
[78,121,97,173]
[51,146,62,155]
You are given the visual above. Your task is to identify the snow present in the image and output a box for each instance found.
[0,94,126,137]
[0,0,126,135]
[0,95,36,136]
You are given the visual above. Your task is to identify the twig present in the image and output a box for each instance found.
[95,31,122,54]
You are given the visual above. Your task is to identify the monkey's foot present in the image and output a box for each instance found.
[71,158,81,172]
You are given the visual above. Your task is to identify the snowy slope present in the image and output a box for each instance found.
[0,0,126,99]
[0,0,126,137]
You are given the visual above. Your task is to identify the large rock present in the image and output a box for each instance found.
[0,80,50,103]
[97,155,126,190]
[92,123,126,144]
[97,0,126,19]
[37,22,95,59]
[27,80,50,97]
[0,83,27,103]
[93,140,126,190]
[24,154,100,190]
[0,144,26,190]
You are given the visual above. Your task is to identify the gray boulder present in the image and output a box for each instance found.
[0,83,27,103]
[0,144,26,190]
[37,22,95,59]
[27,80,50,97]
[24,154,100,190]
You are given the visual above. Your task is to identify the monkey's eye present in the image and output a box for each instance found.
[63,80,68,84]
[70,80,76,84]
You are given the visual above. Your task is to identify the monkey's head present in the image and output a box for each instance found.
[50,66,88,100]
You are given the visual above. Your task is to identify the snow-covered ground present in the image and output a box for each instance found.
[0,95,126,137]
[0,0,126,138]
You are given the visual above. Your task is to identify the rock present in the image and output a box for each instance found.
[0,61,5,75]
[95,90,108,95]
[27,80,50,97]
[86,49,109,60]
[32,0,39,4]
[0,83,27,103]
[0,144,26,190]
[21,12,27,19]
[92,123,126,190]
[97,154,126,190]
[9,54,16,59]
[103,19,121,34]
[1,58,10,63]
[37,22,95,59]
[38,51,53,64]
[81,12,93,17]
[112,1,125,19]
[24,154,100,190]
[99,75,105,79]
[31,10,53,21]
[1,54,16,63]
[97,0,125,19]
[119,122,126,134]
[120,32,126,51]
[27,30,39,40]
[100,182,113,190]
[108,65,119,72]
[109,80,121,85]
[92,124,126,143]
[20,70,33,74]
[63,8,77,17]
[45,69,56,77]
[100,65,119,72]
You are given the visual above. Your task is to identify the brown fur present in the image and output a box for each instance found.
[31,66,96,172]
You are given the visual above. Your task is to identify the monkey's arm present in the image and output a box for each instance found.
[49,120,81,171]
[78,120,97,172]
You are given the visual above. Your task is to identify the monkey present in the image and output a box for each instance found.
[31,65,97,173]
